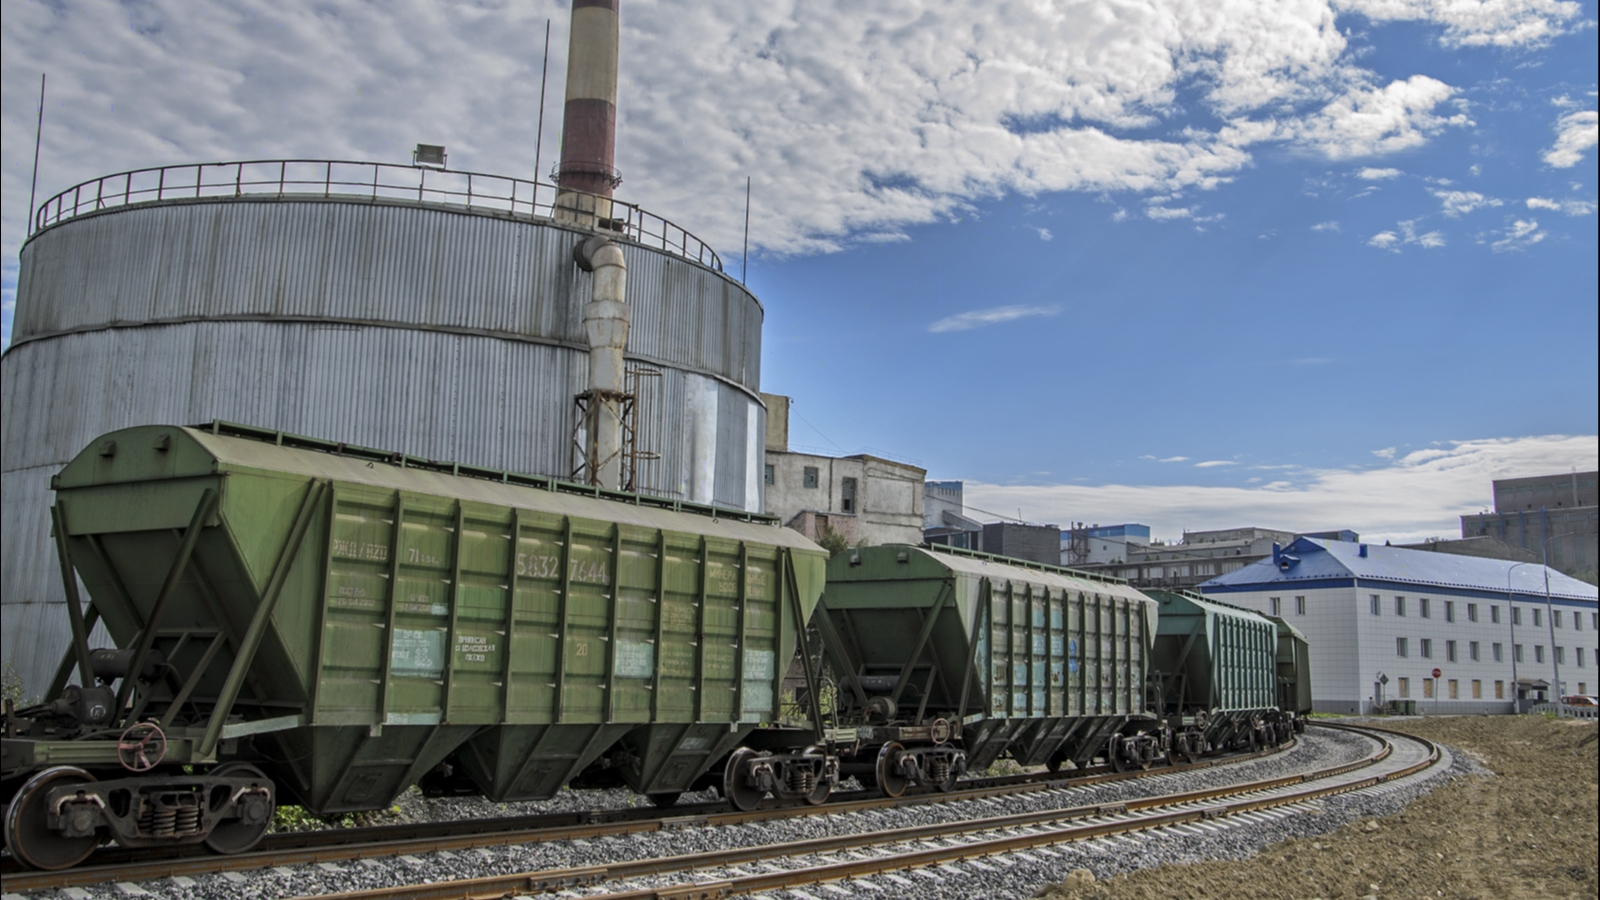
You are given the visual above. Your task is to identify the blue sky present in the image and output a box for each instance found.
[2,0,1596,542]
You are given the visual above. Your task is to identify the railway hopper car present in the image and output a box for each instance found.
[1,423,828,869]
[811,545,1158,796]
[1267,616,1313,727]
[1145,590,1297,762]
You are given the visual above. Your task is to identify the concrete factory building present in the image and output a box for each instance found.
[1459,470,1598,583]
[0,3,770,698]
[761,393,925,547]
[1201,537,1600,714]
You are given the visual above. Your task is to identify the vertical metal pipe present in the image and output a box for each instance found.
[575,236,629,489]
[555,0,620,226]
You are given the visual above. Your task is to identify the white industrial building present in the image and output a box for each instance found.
[1200,536,1600,714]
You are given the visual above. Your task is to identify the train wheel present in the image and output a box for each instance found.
[1107,736,1128,773]
[5,766,101,871]
[647,792,682,809]
[722,749,765,812]
[875,743,908,798]
[204,763,274,855]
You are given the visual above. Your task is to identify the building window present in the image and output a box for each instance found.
[1495,680,1504,700]
[1295,596,1306,616]
[1533,608,1542,628]
[1423,678,1435,699]
[1491,605,1501,624]
[1371,594,1381,616]
[1512,606,1521,626]
[1470,641,1480,661]
[1269,597,1282,616]
[1447,640,1457,662]
[1534,645,1544,664]
[1580,647,1588,668]
[802,466,819,489]
[1471,679,1482,699]
[1576,613,1583,633]
[1421,598,1431,619]
[1396,637,1408,658]
[763,464,774,486]
[1493,642,1504,662]
[1555,646,1565,665]
[1448,679,1459,699]
[1445,600,1455,623]
[1467,603,1478,623]
[1514,644,1524,663]
[1553,610,1562,629]
[1592,613,1598,630]
[1398,677,1411,698]
[1421,638,1432,659]
[1396,596,1406,616]
[840,477,857,513]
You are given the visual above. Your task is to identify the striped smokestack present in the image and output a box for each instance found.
[556,0,620,223]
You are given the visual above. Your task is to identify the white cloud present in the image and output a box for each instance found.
[2,0,1563,293]
[1487,218,1547,252]
[1432,189,1502,217]
[1160,456,1191,464]
[966,434,1598,545]
[1290,75,1471,159]
[1372,446,1397,459]
[1341,0,1584,47]
[1147,206,1194,220]
[928,304,1060,333]
[1194,460,1239,468]
[1357,167,1402,179]
[1526,196,1598,215]
[1368,219,1445,251]
[1543,110,1599,167]
[1311,220,1341,232]
[1032,226,1054,241]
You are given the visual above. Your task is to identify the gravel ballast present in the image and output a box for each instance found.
[16,727,1398,900]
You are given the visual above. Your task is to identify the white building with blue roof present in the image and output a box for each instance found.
[1200,536,1599,714]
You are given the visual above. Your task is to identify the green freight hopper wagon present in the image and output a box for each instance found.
[1145,590,1293,762]
[814,545,1158,794]
[1267,616,1313,724]
[1,423,828,869]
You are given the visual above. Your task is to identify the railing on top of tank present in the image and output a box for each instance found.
[30,159,724,272]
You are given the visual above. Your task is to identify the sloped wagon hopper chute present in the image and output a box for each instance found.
[0,422,829,869]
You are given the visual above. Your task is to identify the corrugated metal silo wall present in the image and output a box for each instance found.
[0,198,766,698]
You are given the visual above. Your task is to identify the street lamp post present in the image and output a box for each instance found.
[1506,562,1532,713]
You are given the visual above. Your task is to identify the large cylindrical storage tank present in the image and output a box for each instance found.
[0,162,767,698]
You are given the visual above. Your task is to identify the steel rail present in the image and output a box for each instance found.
[287,725,1437,900]
[26,159,724,272]
[0,740,1295,891]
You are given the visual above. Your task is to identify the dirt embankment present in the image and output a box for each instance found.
[1035,716,1600,900]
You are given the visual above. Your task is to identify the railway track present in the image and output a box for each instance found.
[1,737,1299,893]
[280,723,1439,900]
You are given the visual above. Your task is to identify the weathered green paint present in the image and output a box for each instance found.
[821,545,1156,769]
[1147,589,1278,718]
[1268,616,1314,715]
[47,423,827,812]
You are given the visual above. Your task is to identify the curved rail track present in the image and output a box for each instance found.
[1,725,1443,898]
[0,738,1300,892]
[285,724,1439,900]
